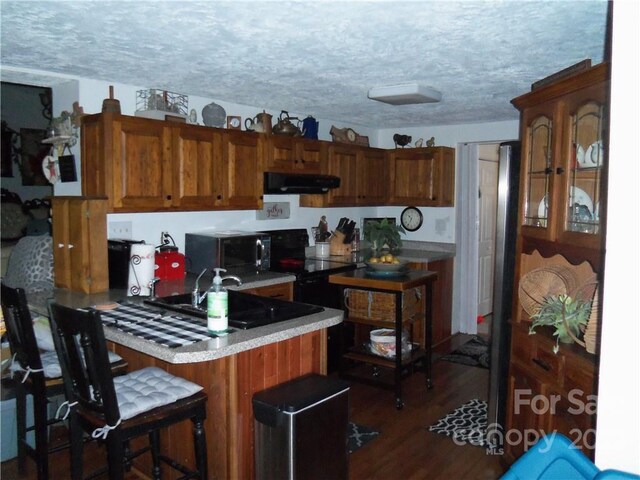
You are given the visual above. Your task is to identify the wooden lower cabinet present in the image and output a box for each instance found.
[504,322,597,463]
[110,328,326,480]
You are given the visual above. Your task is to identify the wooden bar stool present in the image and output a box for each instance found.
[47,301,208,480]
[0,283,127,480]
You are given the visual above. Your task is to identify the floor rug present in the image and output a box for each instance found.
[440,336,490,369]
[428,399,487,447]
[348,422,379,453]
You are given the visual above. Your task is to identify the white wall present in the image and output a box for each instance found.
[595,0,640,473]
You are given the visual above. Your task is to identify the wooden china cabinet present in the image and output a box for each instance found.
[504,62,609,464]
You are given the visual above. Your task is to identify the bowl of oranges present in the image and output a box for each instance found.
[365,253,408,272]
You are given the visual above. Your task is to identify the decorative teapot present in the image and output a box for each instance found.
[245,111,272,134]
[272,111,302,136]
[301,116,319,139]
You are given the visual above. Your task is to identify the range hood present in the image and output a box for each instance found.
[264,172,340,194]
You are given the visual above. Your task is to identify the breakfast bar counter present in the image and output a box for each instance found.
[27,272,342,479]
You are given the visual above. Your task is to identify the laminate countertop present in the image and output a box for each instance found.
[27,271,343,365]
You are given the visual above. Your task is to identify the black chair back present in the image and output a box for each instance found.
[1,283,44,378]
[47,302,120,428]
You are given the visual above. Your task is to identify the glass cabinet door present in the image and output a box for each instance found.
[523,115,553,230]
[564,101,605,235]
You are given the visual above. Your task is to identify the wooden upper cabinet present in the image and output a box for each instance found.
[358,147,387,205]
[387,146,455,206]
[300,144,387,207]
[266,136,324,174]
[324,143,360,205]
[82,113,172,212]
[171,123,223,209]
[220,130,264,209]
[81,113,262,212]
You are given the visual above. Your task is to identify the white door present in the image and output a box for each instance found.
[477,153,499,317]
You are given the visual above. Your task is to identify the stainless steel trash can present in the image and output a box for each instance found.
[253,374,350,480]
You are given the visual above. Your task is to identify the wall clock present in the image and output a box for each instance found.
[400,206,423,232]
[227,116,241,130]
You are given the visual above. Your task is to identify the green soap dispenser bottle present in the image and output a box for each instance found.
[207,268,228,333]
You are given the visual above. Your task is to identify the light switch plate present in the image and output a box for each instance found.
[108,221,132,239]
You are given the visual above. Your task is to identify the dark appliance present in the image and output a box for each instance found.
[264,172,340,194]
[253,374,349,480]
[261,228,358,373]
[184,231,271,274]
[487,141,521,451]
[107,239,144,289]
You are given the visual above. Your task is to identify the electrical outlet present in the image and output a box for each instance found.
[108,221,132,239]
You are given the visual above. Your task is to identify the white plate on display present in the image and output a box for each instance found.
[576,144,587,167]
[537,187,594,223]
[584,140,604,167]
[570,186,594,214]
[537,195,548,226]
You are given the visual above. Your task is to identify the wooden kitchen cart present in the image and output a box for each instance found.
[329,269,437,409]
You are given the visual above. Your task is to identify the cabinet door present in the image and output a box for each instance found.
[555,83,607,249]
[325,144,360,205]
[266,136,323,174]
[266,135,298,173]
[221,130,264,209]
[243,282,293,301]
[52,197,108,293]
[387,147,457,206]
[171,124,223,209]
[296,137,323,174]
[518,103,560,241]
[504,363,548,461]
[358,148,387,205]
[111,116,173,211]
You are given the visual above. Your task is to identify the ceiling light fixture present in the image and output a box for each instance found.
[367,83,442,105]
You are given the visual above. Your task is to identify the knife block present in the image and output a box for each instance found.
[330,232,352,256]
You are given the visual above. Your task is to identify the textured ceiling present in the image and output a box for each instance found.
[0,1,608,128]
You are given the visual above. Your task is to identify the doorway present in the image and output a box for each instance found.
[477,143,500,336]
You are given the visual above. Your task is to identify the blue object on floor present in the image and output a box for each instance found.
[501,433,640,480]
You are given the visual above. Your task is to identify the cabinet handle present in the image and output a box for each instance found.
[532,358,551,371]
[166,195,172,200]
[217,195,222,200]
[556,167,565,174]
[544,167,553,174]
[58,243,65,248]
[68,244,74,249]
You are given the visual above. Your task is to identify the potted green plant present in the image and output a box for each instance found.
[362,218,406,253]
[529,294,592,353]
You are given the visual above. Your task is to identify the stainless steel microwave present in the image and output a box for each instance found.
[185,231,271,274]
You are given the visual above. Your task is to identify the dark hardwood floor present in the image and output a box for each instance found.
[1,334,505,480]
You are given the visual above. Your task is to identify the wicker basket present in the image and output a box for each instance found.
[343,287,422,325]
[518,264,581,316]
[572,281,599,354]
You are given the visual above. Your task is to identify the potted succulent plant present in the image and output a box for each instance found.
[362,218,406,253]
[529,294,593,353]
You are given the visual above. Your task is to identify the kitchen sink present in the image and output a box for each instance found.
[144,290,324,330]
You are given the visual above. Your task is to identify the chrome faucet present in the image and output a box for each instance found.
[192,268,209,307]
[192,270,243,308]
[221,275,243,287]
